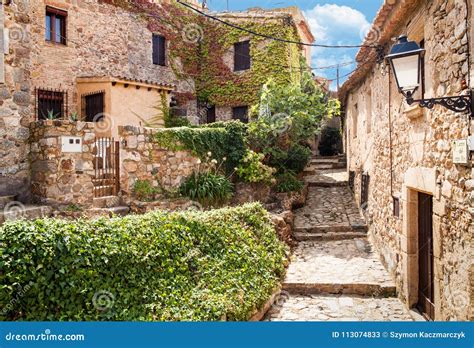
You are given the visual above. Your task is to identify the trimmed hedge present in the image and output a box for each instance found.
[0,203,287,321]
[153,121,247,175]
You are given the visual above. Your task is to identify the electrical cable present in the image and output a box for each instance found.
[176,0,379,49]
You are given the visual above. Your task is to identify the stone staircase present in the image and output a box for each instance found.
[0,195,53,225]
[265,155,416,321]
[88,195,130,217]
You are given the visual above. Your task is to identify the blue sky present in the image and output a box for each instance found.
[208,0,384,89]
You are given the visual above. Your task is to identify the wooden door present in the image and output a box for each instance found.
[417,192,435,320]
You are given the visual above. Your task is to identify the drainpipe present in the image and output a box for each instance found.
[388,65,394,198]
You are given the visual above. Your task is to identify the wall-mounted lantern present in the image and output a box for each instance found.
[386,35,473,115]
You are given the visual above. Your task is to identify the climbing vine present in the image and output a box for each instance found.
[99,0,306,108]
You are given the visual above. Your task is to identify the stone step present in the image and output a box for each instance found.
[86,206,130,218]
[307,181,348,187]
[93,195,121,208]
[294,224,368,234]
[283,282,396,297]
[0,195,16,209]
[283,240,397,298]
[265,294,415,321]
[294,231,367,241]
[0,205,53,224]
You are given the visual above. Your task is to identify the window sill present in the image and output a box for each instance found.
[45,40,67,47]
[403,103,424,120]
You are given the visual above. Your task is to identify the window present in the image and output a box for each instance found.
[366,91,372,134]
[36,88,67,120]
[45,7,67,45]
[352,103,358,138]
[393,197,400,217]
[153,34,166,66]
[82,91,105,122]
[360,173,370,209]
[234,41,250,71]
[206,106,216,124]
[232,106,248,123]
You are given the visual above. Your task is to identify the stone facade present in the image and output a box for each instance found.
[0,1,33,201]
[340,0,473,320]
[119,125,202,200]
[29,120,97,207]
[0,0,314,202]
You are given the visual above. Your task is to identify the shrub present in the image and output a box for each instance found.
[318,126,342,156]
[276,172,304,193]
[133,179,159,201]
[0,203,287,321]
[154,121,247,175]
[268,144,311,174]
[179,172,233,207]
[236,150,276,185]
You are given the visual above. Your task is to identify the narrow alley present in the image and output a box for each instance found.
[266,156,417,321]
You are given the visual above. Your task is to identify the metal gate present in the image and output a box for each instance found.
[93,138,120,198]
[417,192,435,320]
[360,173,370,209]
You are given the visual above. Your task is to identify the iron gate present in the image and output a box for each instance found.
[93,138,120,198]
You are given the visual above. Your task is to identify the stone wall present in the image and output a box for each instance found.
[0,1,32,201]
[119,125,202,201]
[29,120,97,207]
[29,0,188,115]
[343,0,472,320]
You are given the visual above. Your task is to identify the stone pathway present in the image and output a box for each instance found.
[266,156,414,321]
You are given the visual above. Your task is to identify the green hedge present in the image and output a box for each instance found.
[0,203,287,321]
[153,121,247,175]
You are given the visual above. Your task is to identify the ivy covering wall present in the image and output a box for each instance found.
[100,0,306,109]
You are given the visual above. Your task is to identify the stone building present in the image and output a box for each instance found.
[0,0,313,205]
[339,0,473,320]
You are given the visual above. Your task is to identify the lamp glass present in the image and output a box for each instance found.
[391,54,420,93]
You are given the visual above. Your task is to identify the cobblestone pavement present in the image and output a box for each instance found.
[305,168,348,186]
[284,240,394,288]
[265,294,414,321]
[266,156,414,321]
[293,186,366,232]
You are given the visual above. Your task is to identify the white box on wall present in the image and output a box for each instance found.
[61,136,82,153]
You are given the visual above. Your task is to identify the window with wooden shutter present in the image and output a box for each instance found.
[45,6,67,45]
[82,91,105,122]
[153,34,166,66]
[234,41,250,71]
[232,106,248,123]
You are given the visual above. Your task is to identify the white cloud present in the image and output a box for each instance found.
[304,4,370,90]
[304,4,369,45]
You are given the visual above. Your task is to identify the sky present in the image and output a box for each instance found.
[207,0,384,89]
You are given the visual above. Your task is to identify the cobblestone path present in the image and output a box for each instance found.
[266,156,415,321]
